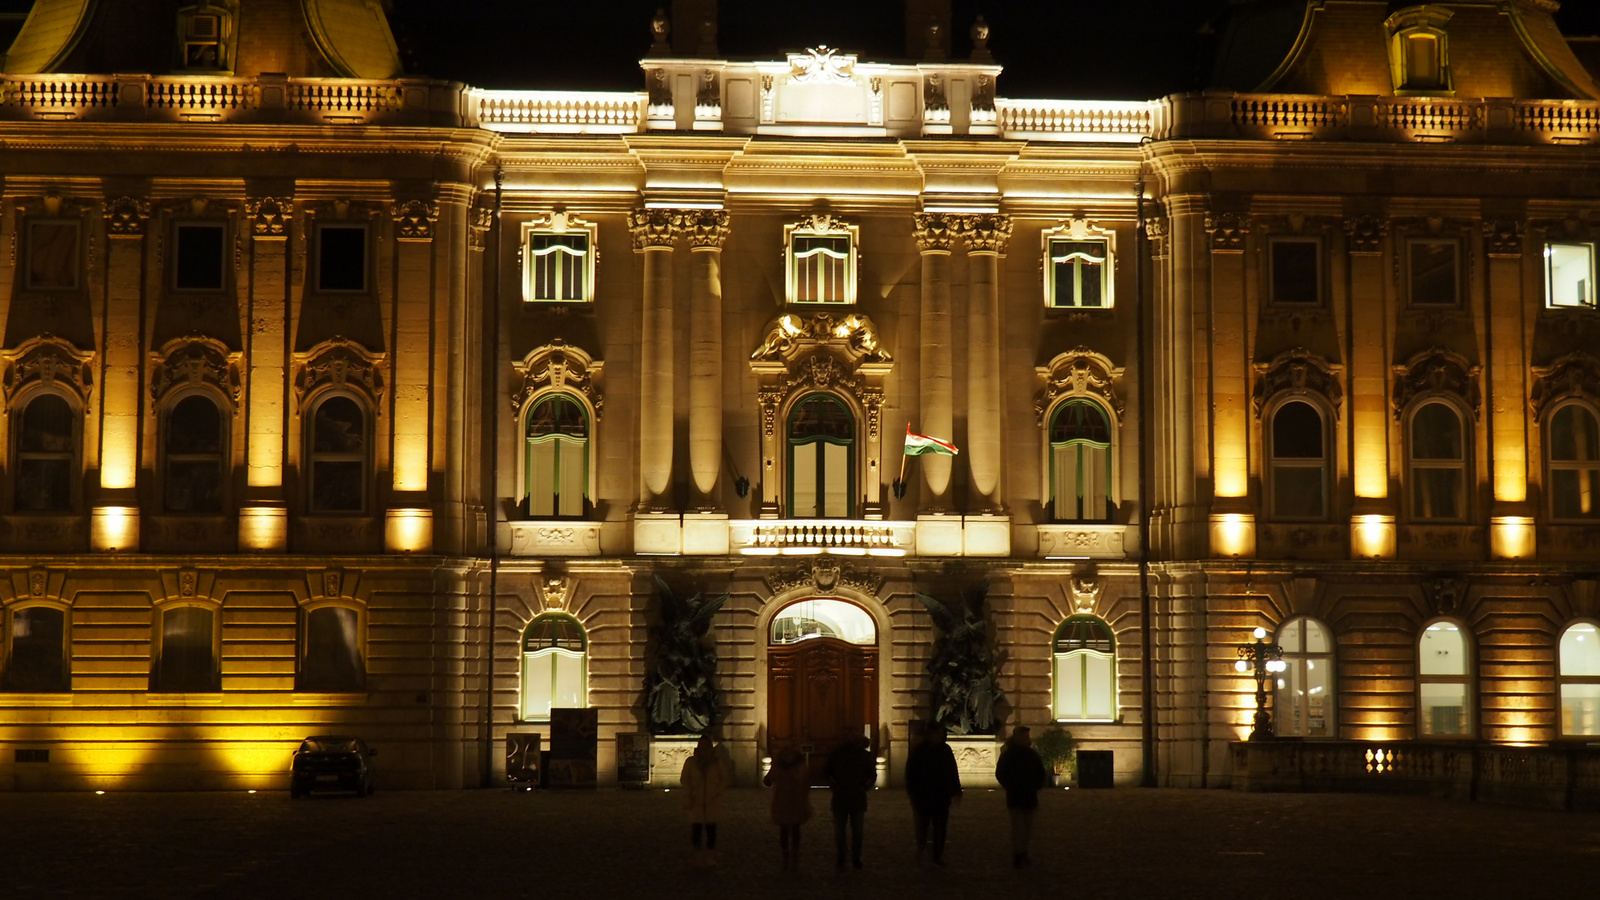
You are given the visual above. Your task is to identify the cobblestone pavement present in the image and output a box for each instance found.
[4,786,1598,899]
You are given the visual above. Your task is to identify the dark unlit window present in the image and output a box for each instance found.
[26,221,80,291]
[175,224,226,291]
[1409,240,1458,307]
[1270,239,1320,305]
[5,607,67,692]
[1269,401,1327,520]
[309,395,368,513]
[155,606,218,693]
[14,393,76,512]
[317,226,367,292]
[299,606,364,692]
[163,396,225,513]
[183,14,223,68]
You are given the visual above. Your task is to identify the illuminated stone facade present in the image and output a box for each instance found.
[3,1,1600,791]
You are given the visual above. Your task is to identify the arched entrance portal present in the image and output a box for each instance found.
[767,598,878,784]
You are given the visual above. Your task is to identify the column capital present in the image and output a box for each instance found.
[1482,218,1525,258]
[628,207,679,249]
[1343,215,1388,255]
[1205,211,1248,252]
[961,213,1012,254]
[391,199,439,240]
[913,212,958,252]
[682,208,730,249]
[104,196,150,236]
[245,197,293,237]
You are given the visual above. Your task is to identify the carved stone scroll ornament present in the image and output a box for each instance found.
[913,212,957,252]
[392,199,439,240]
[762,556,883,597]
[1392,347,1481,420]
[681,209,730,249]
[961,214,1012,253]
[245,197,292,237]
[1482,219,1524,258]
[149,336,242,405]
[627,208,678,250]
[788,45,856,84]
[1252,348,1343,417]
[1422,575,1469,617]
[1532,352,1600,418]
[1035,348,1123,422]
[1206,211,1248,252]
[293,337,386,407]
[538,574,573,612]
[1070,573,1101,614]
[749,312,891,365]
[1,334,94,408]
[510,339,604,415]
[1343,215,1388,255]
[104,196,151,236]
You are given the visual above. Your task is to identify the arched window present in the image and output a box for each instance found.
[1269,401,1328,521]
[521,614,587,722]
[1409,401,1468,521]
[298,606,364,692]
[307,395,369,514]
[163,395,227,514]
[1053,616,1116,721]
[1548,403,1600,521]
[1418,620,1471,737]
[5,606,67,692]
[153,606,218,693]
[769,597,876,645]
[525,393,589,518]
[1049,400,1111,522]
[1275,617,1334,737]
[1559,622,1600,737]
[787,393,854,518]
[13,393,77,512]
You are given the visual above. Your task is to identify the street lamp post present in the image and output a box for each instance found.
[1235,626,1286,741]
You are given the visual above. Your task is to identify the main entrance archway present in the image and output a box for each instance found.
[767,597,878,784]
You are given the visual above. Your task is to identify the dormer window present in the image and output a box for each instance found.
[1386,7,1453,94]
[785,214,858,305]
[178,3,234,72]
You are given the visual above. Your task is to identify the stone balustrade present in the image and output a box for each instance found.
[472,89,647,133]
[730,519,913,557]
[994,98,1153,142]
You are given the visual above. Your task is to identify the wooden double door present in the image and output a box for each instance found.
[767,637,877,784]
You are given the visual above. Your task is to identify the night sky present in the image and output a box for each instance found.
[388,0,1600,100]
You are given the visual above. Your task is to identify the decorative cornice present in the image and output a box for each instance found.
[682,209,730,249]
[913,212,957,252]
[1343,215,1388,255]
[293,337,386,407]
[1253,348,1344,417]
[961,214,1012,254]
[1392,346,1481,419]
[1482,218,1524,258]
[627,208,678,250]
[149,336,242,405]
[104,196,151,236]
[391,199,439,240]
[511,339,605,416]
[1,334,94,407]
[1036,347,1124,423]
[1532,351,1600,418]
[1205,211,1248,252]
[245,197,292,237]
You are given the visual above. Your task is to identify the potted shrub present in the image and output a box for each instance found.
[1034,726,1076,786]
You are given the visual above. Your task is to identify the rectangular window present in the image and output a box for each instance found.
[316,225,367,292]
[26,221,80,291]
[1546,242,1596,309]
[155,606,217,693]
[525,233,591,302]
[1047,238,1110,309]
[174,224,226,291]
[1270,238,1320,305]
[790,235,852,304]
[1419,682,1468,736]
[184,14,222,68]
[1408,239,1458,306]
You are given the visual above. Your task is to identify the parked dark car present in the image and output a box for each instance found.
[289,735,377,798]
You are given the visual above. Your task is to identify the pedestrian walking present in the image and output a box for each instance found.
[904,723,962,866]
[994,725,1049,868]
[824,734,876,870]
[762,747,812,871]
[680,734,731,867]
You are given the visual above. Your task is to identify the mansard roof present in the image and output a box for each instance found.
[2,0,401,78]
[1209,0,1600,100]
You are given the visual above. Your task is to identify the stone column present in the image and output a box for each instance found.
[682,210,730,555]
[1345,216,1396,558]
[386,199,439,553]
[962,214,1009,510]
[239,197,293,551]
[914,212,957,507]
[92,197,150,552]
[1205,211,1253,558]
[1165,200,1206,557]
[630,209,682,553]
[1484,219,1534,559]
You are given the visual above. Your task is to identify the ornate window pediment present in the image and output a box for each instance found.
[750,312,890,367]
[1253,348,1343,418]
[150,336,241,406]
[1533,352,1600,418]
[511,340,604,416]
[293,337,385,408]
[1393,346,1480,420]
[1035,348,1122,423]
[2,335,94,408]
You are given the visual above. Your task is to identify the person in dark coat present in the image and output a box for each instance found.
[763,747,812,872]
[825,734,877,869]
[903,723,962,865]
[994,725,1050,868]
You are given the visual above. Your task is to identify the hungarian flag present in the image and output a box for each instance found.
[903,424,959,456]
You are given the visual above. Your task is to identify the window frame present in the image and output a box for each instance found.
[1405,399,1471,523]
[1265,398,1331,523]
[1047,397,1114,523]
[520,613,589,723]
[1546,400,1600,522]
[304,391,372,515]
[521,213,597,304]
[1052,615,1117,723]
[1267,236,1323,306]
[24,218,82,292]
[1274,617,1336,738]
[151,602,221,694]
[520,390,593,519]
[3,602,70,693]
[1544,241,1597,310]
[1405,237,1460,308]
[1386,7,1454,96]
[159,390,230,515]
[1558,620,1600,738]
[1042,220,1115,310]
[313,222,371,294]
[10,389,81,514]
[1416,618,1473,739]
[171,221,229,293]
[296,602,366,693]
[784,391,857,519]
[176,3,235,72]
[784,217,859,306]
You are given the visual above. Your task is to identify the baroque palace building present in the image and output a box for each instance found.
[3,0,1600,793]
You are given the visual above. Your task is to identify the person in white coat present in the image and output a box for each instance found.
[680,734,732,867]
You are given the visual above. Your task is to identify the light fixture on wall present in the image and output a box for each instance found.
[1235,626,1287,741]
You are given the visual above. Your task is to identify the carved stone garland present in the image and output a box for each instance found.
[1532,351,1600,418]
[763,556,884,598]
[1252,348,1343,417]
[149,336,242,406]
[293,337,386,409]
[1,334,95,409]
[1392,346,1481,420]
[1035,347,1124,423]
[510,339,605,418]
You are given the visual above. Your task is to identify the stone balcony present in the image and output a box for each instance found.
[731,519,913,557]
